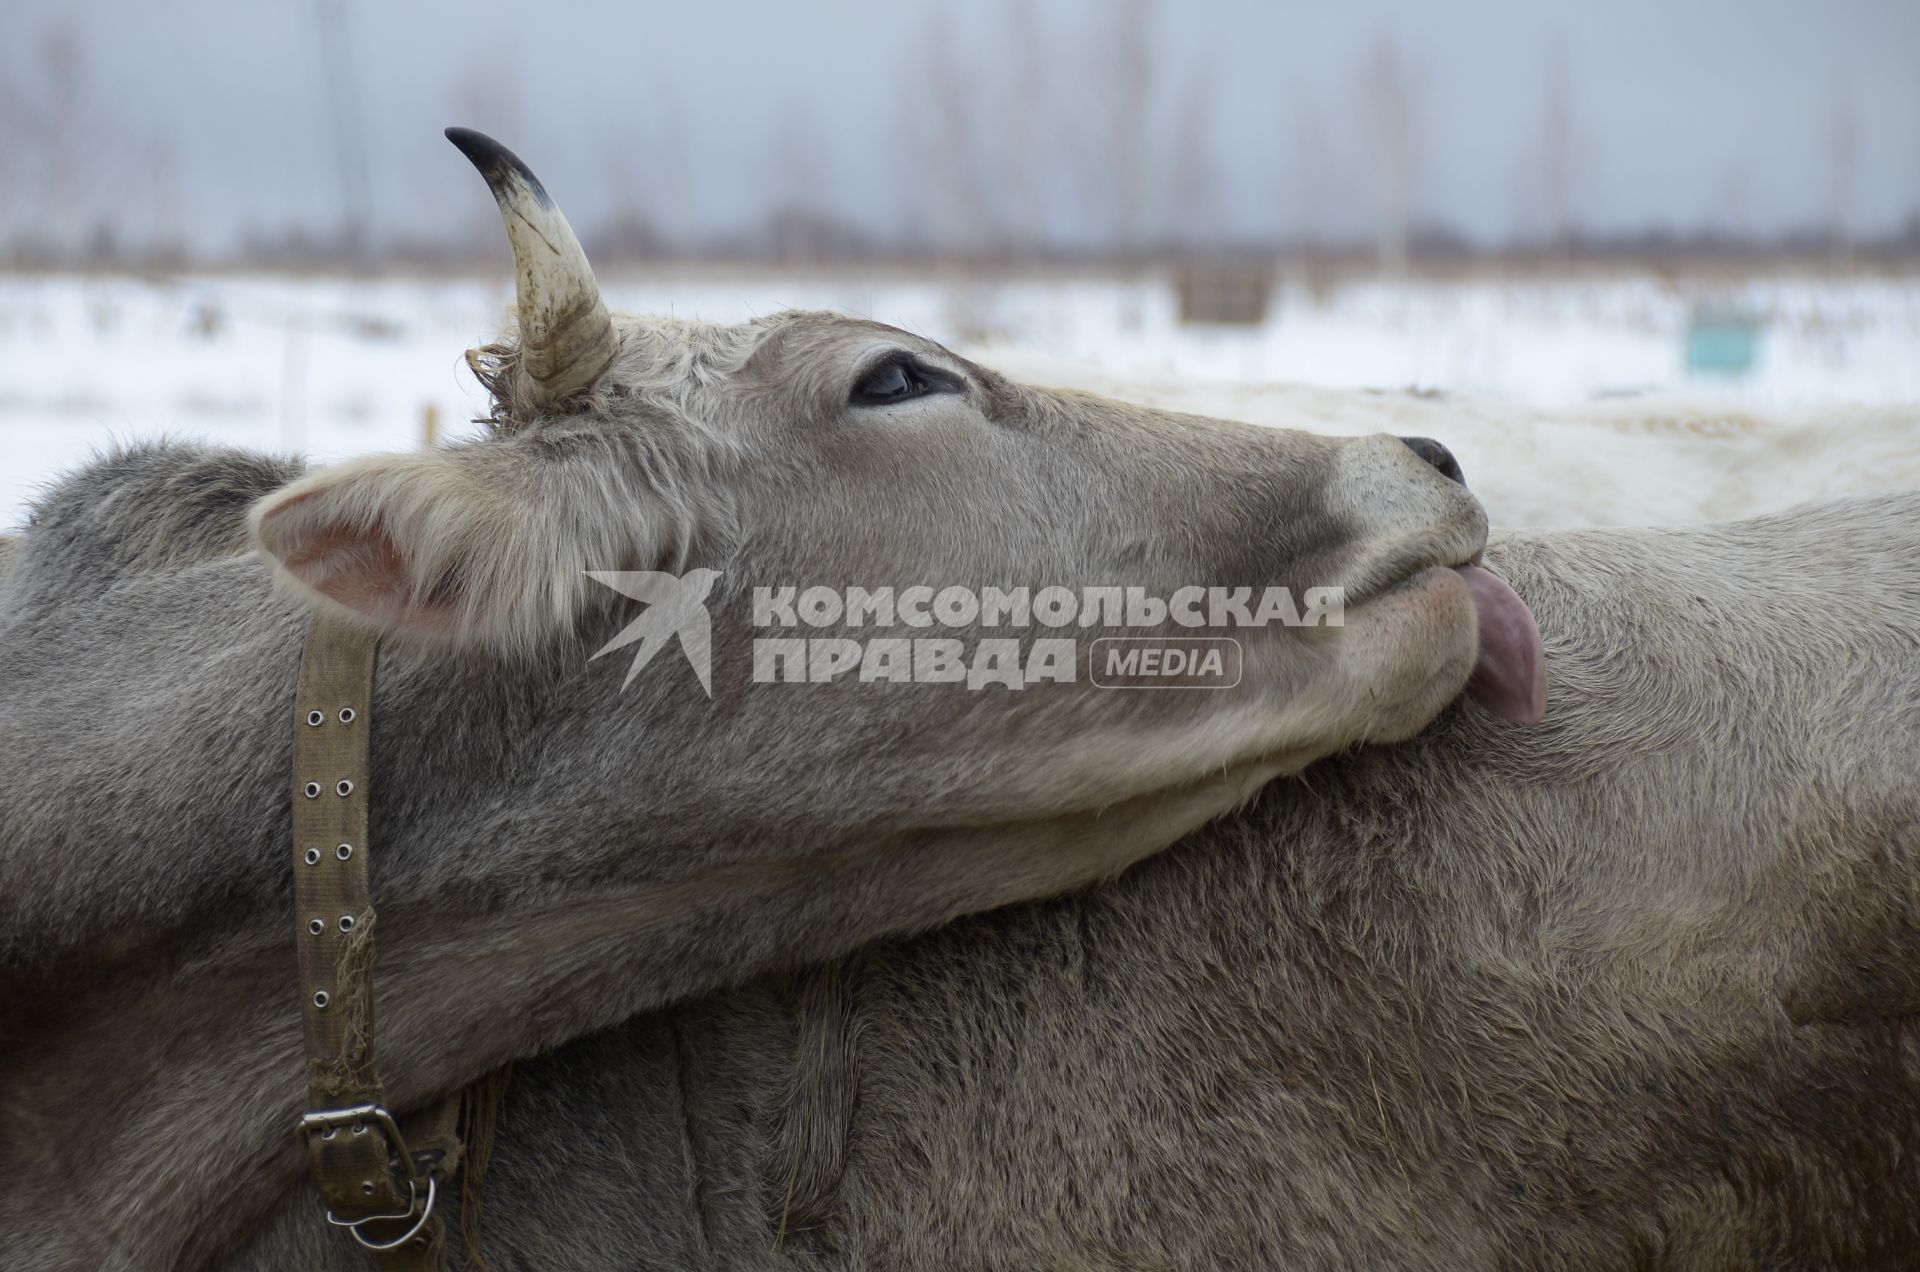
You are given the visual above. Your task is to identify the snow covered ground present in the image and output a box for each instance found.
[2,268,1916,532]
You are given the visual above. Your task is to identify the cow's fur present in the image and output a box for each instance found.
[4,303,1917,1268]
[224,489,1920,1270]
[0,303,1491,1270]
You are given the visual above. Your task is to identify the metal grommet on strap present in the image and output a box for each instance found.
[295,618,460,1263]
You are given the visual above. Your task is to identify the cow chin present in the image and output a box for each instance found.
[1320,564,1482,746]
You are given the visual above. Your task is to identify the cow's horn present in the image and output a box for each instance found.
[446,127,616,406]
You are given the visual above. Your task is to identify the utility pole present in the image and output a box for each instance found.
[314,0,374,263]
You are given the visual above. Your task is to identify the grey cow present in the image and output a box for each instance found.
[3,133,1918,1270]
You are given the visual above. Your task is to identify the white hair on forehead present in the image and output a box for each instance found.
[605,313,774,390]
[473,310,788,439]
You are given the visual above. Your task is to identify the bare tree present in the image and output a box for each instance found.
[904,10,1000,258]
[1828,77,1857,267]
[991,0,1052,261]
[1538,56,1573,255]
[448,69,524,257]
[601,90,692,260]
[0,24,162,264]
[1085,0,1156,257]
[0,26,89,261]
[41,27,86,232]
[145,140,184,265]
[1162,65,1220,252]
[0,63,26,250]
[1357,35,1417,276]
[1291,98,1334,253]
[601,154,661,261]
[648,92,695,256]
[770,99,833,266]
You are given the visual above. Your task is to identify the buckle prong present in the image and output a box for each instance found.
[302,1103,438,1249]
[325,1175,438,1251]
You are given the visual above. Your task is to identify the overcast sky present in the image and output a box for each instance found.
[3,0,1916,254]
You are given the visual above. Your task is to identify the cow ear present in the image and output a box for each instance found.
[250,443,652,649]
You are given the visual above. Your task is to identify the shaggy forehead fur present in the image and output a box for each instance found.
[477,310,945,436]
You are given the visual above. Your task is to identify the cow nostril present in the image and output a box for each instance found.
[1398,435,1465,486]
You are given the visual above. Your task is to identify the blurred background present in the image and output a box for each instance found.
[2,0,1917,521]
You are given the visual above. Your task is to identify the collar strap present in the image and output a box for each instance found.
[291,615,459,1267]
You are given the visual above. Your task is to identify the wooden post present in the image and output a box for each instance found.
[422,402,440,449]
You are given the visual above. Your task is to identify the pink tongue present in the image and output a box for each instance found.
[1452,565,1547,725]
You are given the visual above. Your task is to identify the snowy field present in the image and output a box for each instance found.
[2,268,1917,533]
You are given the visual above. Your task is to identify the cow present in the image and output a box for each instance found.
[2,131,1915,1269]
[233,494,1920,1272]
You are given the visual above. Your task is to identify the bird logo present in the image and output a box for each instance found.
[586,568,721,696]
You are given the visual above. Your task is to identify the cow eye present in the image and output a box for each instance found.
[851,357,939,407]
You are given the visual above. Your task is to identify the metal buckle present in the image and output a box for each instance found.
[326,1175,437,1251]
[300,1103,437,1249]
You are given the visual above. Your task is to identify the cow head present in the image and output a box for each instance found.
[251,130,1530,906]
